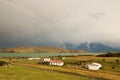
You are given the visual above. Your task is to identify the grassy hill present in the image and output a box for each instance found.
[0,46,85,53]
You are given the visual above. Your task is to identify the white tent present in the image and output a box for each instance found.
[86,63,102,70]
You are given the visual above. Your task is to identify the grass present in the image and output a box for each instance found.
[0,66,88,80]
[14,61,120,80]
[64,56,120,75]
[0,56,120,80]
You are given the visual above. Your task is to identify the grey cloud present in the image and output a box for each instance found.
[0,0,120,48]
[89,13,106,20]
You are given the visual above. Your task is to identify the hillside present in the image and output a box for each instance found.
[0,46,85,53]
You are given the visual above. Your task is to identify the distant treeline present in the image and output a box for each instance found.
[97,52,120,57]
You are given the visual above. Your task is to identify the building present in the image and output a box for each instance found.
[28,57,40,60]
[85,63,102,70]
[49,60,64,66]
[43,58,51,62]
[62,57,66,60]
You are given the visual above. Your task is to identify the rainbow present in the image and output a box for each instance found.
[0,0,67,49]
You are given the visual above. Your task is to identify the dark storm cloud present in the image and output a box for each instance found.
[0,0,120,48]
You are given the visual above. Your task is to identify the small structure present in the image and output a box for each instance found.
[28,57,40,60]
[43,58,51,62]
[62,57,66,60]
[34,57,41,60]
[85,63,102,70]
[49,60,64,66]
[28,58,34,60]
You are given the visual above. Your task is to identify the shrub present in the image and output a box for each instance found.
[112,66,115,69]
[102,59,106,62]
[116,59,119,63]
[0,61,8,66]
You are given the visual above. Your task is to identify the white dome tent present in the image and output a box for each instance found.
[85,63,102,70]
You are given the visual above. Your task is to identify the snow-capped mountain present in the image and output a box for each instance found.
[65,42,120,52]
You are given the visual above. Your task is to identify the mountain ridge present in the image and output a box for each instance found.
[65,42,120,52]
[0,46,85,53]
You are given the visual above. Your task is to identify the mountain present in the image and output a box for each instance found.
[0,46,85,53]
[65,42,120,52]
[0,42,118,53]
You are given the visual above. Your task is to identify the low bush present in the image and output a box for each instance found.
[0,61,8,66]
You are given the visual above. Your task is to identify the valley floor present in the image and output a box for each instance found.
[0,66,88,80]
[0,56,120,80]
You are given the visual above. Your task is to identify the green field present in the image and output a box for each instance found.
[63,56,120,75]
[13,56,120,80]
[0,66,88,80]
[0,55,120,80]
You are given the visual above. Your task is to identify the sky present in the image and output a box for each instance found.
[0,0,120,48]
